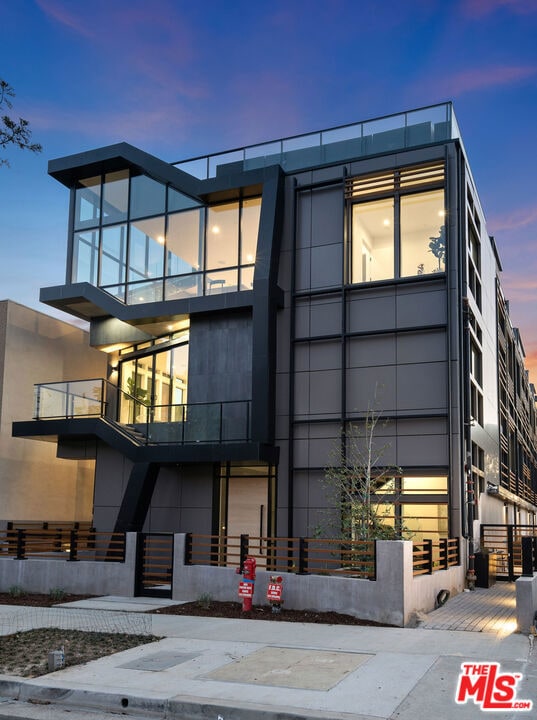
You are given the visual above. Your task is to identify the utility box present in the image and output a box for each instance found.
[474,550,497,588]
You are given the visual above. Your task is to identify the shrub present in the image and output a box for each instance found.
[8,585,24,598]
[49,587,67,602]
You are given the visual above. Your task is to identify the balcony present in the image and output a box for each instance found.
[31,378,251,446]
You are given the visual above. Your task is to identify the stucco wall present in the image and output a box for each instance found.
[0,533,136,596]
[0,301,107,522]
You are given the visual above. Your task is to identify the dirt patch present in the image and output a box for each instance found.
[0,628,159,678]
[0,592,94,607]
[153,600,390,626]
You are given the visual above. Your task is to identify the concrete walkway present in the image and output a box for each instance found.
[0,588,534,720]
[419,582,517,633]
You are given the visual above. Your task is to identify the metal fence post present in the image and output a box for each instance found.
[16,529,26,560]
[239,534,249,569]
[439,538,448,569]
[507,525,515,581]
[425,539,433,574]
[69,529,78,561]
[184,533,192,565]
[521,536,533,577]
[298,537,308,574]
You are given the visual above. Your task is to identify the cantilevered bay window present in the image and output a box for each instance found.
[71,170,261,303]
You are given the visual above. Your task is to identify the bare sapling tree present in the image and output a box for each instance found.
[321,395,407,542]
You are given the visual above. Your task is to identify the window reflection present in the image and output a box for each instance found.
[129,217,165,282]
[130,174,166,219]
[100,225,127,286]
[72,230,99,283]
[167,209,204,276]
[75,176,101,229]
[102,170,129,225]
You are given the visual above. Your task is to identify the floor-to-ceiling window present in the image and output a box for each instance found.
[118,334,189,424]
[348,162,445,284]
[71,170,261,303]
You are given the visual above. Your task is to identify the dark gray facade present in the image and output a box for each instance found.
[13,103,537,546]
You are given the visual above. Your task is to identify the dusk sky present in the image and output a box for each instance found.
[1,0,537,378]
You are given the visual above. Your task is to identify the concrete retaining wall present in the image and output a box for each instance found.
[0,533,137,596]
[173,536,465,627]
[516,573,537,634]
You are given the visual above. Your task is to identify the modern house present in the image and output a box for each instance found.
[12,103,537,560]
[1,300,106,521]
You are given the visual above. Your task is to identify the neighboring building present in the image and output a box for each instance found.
[1,300,106,521]
[13,103,537,551]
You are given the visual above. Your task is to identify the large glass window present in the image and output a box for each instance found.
[166,209,204,277]
[349,164,445,284]
[100,224,127,287]
[240,197,261,265]
[206,202,239,270]
[102,170,129,225]
[401,190,445,276]
[130,174,166,219]
[352,199,394,282]
[75,176,100,230]
[128,217,165,282]
[72,229,99,283]
[119,339,189,424]
[70,169,260,303]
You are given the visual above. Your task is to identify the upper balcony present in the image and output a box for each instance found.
[12,378,277,464]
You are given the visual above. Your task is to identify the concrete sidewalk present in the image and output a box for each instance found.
[0,596,535,720]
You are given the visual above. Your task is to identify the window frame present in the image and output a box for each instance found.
[347,163,446,286]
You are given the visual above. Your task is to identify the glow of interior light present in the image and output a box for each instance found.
[167,325,173,331]
[157,235,165,244]
[438,210,445,218]
[495,619,517,638]
[211,225,220,234]
[383,219,390,226]
[246,254,254,262]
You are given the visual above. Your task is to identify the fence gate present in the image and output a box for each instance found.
[135,533,174,598]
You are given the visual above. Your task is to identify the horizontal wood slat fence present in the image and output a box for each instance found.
[0,528,125,562]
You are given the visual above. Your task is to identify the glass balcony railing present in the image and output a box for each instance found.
[174,103,458,179]
[33,379,251,445]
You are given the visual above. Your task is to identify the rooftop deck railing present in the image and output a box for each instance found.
[32,379,251,445]
[174,103,458,179]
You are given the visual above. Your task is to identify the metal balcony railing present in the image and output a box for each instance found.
[32,379,251,445]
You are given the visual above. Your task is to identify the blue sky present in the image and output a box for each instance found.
[1,0,537,373]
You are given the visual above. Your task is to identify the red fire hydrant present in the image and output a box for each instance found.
[236,556,256,611]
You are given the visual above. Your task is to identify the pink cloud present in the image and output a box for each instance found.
[489,204,537,233]
[463,0,537,17]
[35,0,95,38]
[442,65,537,96]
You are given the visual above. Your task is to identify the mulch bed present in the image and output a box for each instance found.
[0,592,94,607]
[153,600,390,626]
